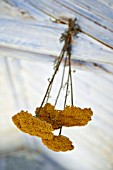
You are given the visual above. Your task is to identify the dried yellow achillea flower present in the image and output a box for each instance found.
[35,103,61,130]
[58,106,93,126]
[12,111,54,139]
[42,135,74,152]
[36,103,93,129]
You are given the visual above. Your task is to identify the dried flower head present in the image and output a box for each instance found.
[12,110,54,139]
[36,103,93,129]
[42,135,74,152]
[35,103,61,130]
[56,106,93,127]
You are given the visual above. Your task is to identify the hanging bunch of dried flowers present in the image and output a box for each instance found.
[12,18,93,152]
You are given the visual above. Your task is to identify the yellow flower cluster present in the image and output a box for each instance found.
[35,103,93,129]
[57,106,93,127]
[35,103,61,130]
[42,135,74,152]
[12,103,93,152]
[12,110,54,139]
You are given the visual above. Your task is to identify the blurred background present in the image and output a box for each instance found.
[0,0,113,170]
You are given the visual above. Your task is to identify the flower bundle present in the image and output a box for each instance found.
[12,18,93,152]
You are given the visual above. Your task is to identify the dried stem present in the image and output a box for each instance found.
[69,55,74,106]
[59,54,70,135]
[54,55,68,107]
[59,18,79,135]
[46,82,52,103]
[36,43,67,116]
[64,61,70,108]
[59,126,62,136]
[36,18,80,137]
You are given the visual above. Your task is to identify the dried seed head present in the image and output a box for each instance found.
[59,106,93,126]
[35,103,61,130]
[36,103,93,129]
[12,110,54,139]
[42,135,74,152]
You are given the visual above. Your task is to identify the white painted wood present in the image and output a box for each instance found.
[0,1,34,20]
[98,0,113,9]
[0,57,17,123]
[59,0,113,23]
[5,57,29,110]
[22,0,113,48]
[0,18,113,65]
[54,0,113,34]
[0,46,113,74]
[0,57,26,153]
[3,0,49,20]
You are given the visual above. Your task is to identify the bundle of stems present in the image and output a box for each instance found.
[12,18,93,152]
[36,18,81,135]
